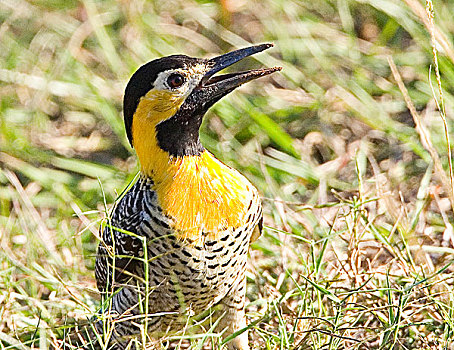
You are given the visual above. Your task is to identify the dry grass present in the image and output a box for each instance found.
[1,0,454,349]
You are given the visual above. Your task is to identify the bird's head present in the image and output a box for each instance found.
[123,43,281,177]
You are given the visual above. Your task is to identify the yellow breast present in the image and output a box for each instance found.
[155,151,251,242]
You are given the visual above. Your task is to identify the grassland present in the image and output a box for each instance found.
[1,0,454,349]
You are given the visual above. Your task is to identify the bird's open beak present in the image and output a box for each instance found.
[156,44,281,156]
[194,43,281,108]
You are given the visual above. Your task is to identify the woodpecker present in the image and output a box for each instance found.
[91,44,281,350]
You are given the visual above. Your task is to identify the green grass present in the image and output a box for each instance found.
[1,0,454,348]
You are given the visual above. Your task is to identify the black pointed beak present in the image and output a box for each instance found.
[155,44,281,157]
[195,43,282,107]
[202,43,277,84]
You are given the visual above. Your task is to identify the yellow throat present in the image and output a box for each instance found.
[131,91,252,242]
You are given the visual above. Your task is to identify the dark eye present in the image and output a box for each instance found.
[167,73,185,88]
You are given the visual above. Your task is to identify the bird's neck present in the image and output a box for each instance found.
[131,96,253,242]
[131,91,205,175]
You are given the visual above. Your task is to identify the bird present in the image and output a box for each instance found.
[85,43,281,350]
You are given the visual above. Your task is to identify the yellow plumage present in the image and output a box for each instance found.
[132,92,252,242]
[157,152,251,241]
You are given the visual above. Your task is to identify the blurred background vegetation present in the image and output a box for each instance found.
[1,0,454,349]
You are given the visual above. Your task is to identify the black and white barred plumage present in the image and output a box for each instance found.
[90,176,262,349]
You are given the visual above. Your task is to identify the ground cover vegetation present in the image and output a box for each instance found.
[1,0,454,349]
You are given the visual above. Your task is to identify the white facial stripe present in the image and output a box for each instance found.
[153,64,207,97]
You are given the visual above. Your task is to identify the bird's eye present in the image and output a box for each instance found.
[167,73,185,89]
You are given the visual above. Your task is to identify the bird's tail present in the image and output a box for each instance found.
[50,319,105,350]
[53,317,140,350]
